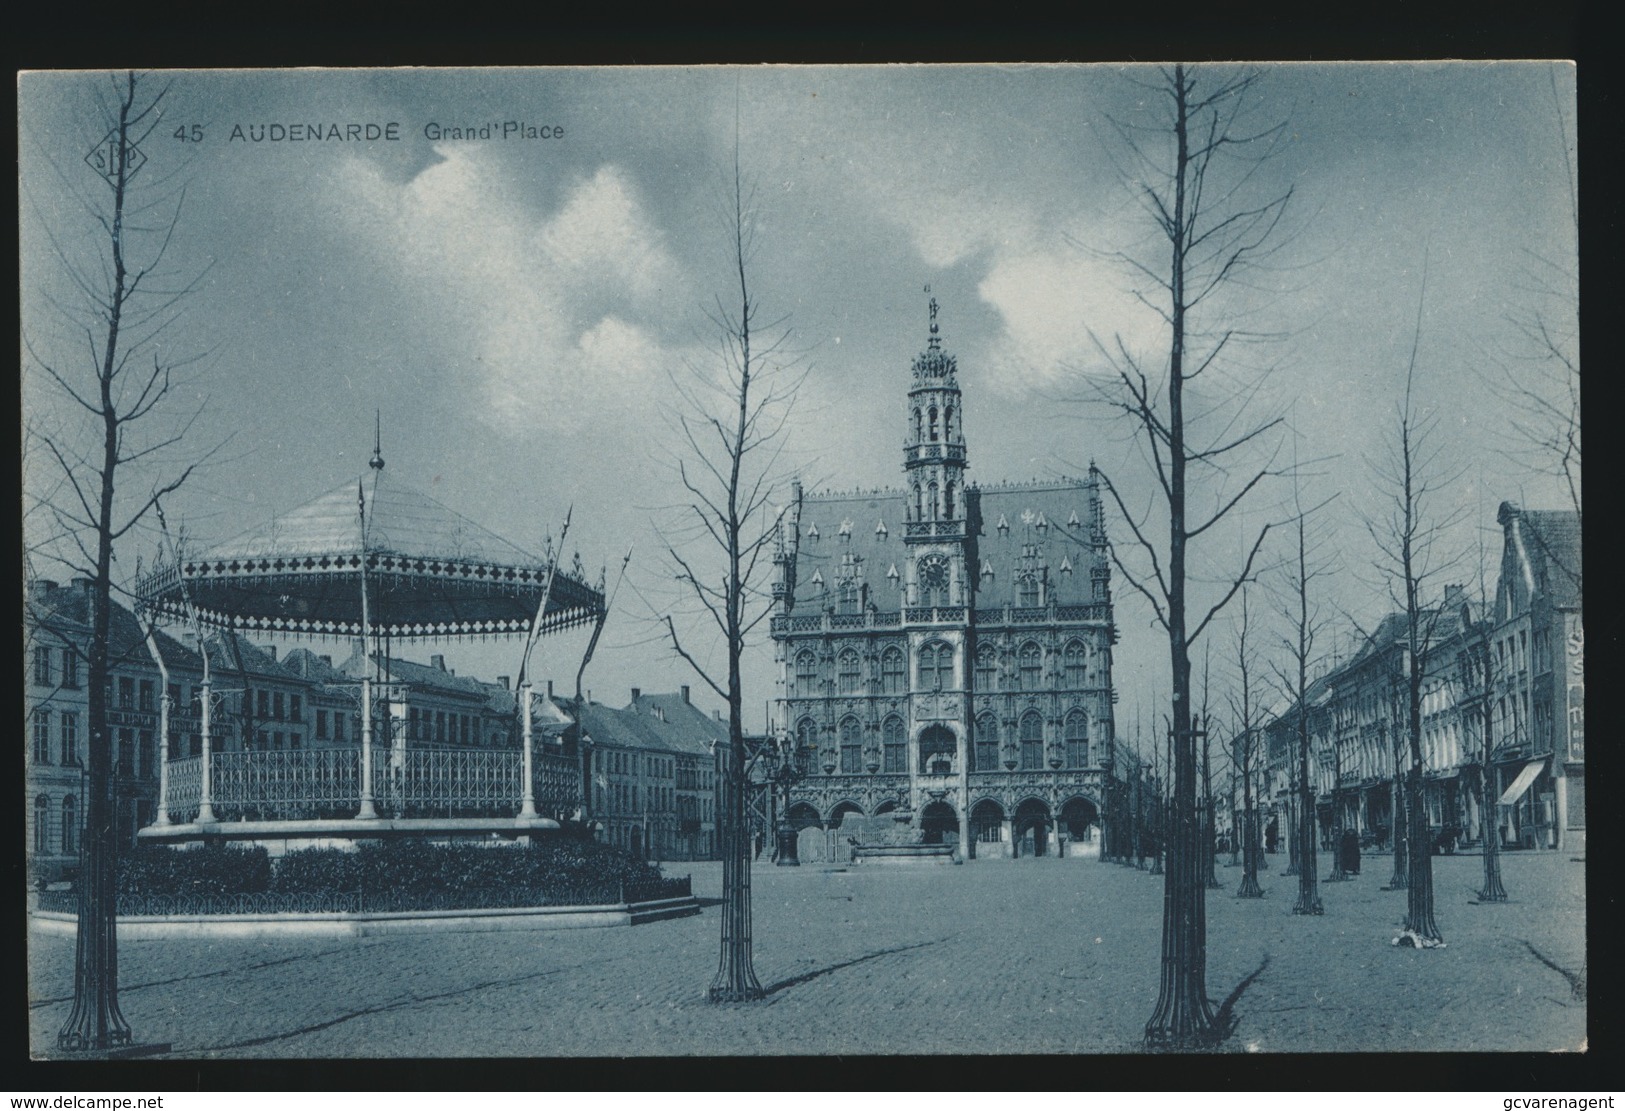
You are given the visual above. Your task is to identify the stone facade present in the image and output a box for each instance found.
[770,300,1120,861]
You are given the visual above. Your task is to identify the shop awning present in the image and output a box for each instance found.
[1498,759,1547,806]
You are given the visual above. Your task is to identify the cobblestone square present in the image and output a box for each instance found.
[28,850,1584,1057]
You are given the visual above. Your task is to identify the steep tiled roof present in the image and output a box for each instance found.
[208,633,297,681]
[789,480,1104,611]
[626,692,730,754]
[1521,509,1582,607]
[26,580,201,673]
[569,693,724,759]
[280,647,350,684]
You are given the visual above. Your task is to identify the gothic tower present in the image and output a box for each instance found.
[903,296,970,610]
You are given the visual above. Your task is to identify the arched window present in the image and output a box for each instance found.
[1018,574,1041,608]
[971,798,1004,844]
[61,795,77,855]
[795,717,818,775]
[944,482,955,521]
[919,725,956,775]
[794,650,818,696]
[837,649,861,695]
[944,404,954,440]
[928,406,939,441]
[974,643,997,691]
[1019,711,1044,770]
[914,408,923,443]
[1017,642,1042,692]
[883,715,907,772]
[975,712,1000,771]
[1065,710,1089,767]
[913,484,923,522]
[928,482,939,521]
[34,796,49,854]
[918,642,954,690]
[839,716,863,773]
[1064,640,1088,688]
[881,647,906,694]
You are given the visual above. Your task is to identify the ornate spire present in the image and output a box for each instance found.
[911,287,957,382]
[369,410,386,471]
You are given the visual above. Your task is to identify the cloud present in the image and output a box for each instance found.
[332,150,688,434]
[847,155,1165,397]
[975,240,1165,395]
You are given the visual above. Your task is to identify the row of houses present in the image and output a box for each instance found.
[1249,502,1583,861]
[24,576,729,883]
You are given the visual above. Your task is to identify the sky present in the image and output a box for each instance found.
[19,63,1580,736]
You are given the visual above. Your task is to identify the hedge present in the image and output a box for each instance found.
[117,836,661,900]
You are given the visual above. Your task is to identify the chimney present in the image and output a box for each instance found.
[265,644,277,661]
[681,685,690,703]
[181,630,199,651]
[631,687,641,704]
[28,580,58,600]
[431,654,446,671]
[547,680,554,698]
[497,676,510,690]
[71,577,94,593]
[319,655,332,666]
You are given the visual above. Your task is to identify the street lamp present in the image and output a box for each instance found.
[774,735,801,867]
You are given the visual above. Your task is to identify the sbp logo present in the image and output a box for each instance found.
[84,126,147,184]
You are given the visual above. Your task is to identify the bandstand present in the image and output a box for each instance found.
[133,439,607,849]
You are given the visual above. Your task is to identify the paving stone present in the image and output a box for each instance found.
[28,850,1583,1056]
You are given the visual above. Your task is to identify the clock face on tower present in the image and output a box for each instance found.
[918,556,949,595]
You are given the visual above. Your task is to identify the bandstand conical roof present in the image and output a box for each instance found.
[138,471,605,642]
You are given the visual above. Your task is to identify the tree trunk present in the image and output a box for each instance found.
[57,80,138,1053]
[1202,734,1221,888]
[1476,669,1507,901]
[1238,756,1264,897]
[1387,737,1409,890]
[1292,727,1322,914]
[710,725,762,1000]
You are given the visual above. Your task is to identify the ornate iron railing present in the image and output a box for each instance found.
[373,748,520,816]
[211,748,362,820]
[166,755,202,824]
[533,749,582,815]
[163,746,579,822]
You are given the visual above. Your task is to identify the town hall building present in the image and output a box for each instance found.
[770,299,1119,860]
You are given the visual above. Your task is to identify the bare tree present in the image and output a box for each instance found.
[1268,483,1337,917]
[1229,588,1267,900]
[1325,710,1353,883]
[1199,646,1222,889]
[24,72,214,1052]
[1363,269,1465,947]
[1486,69,1580,577]
[659,140,800,1003]
[1460,538,1509,903]
[1088,64,1296,1047]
